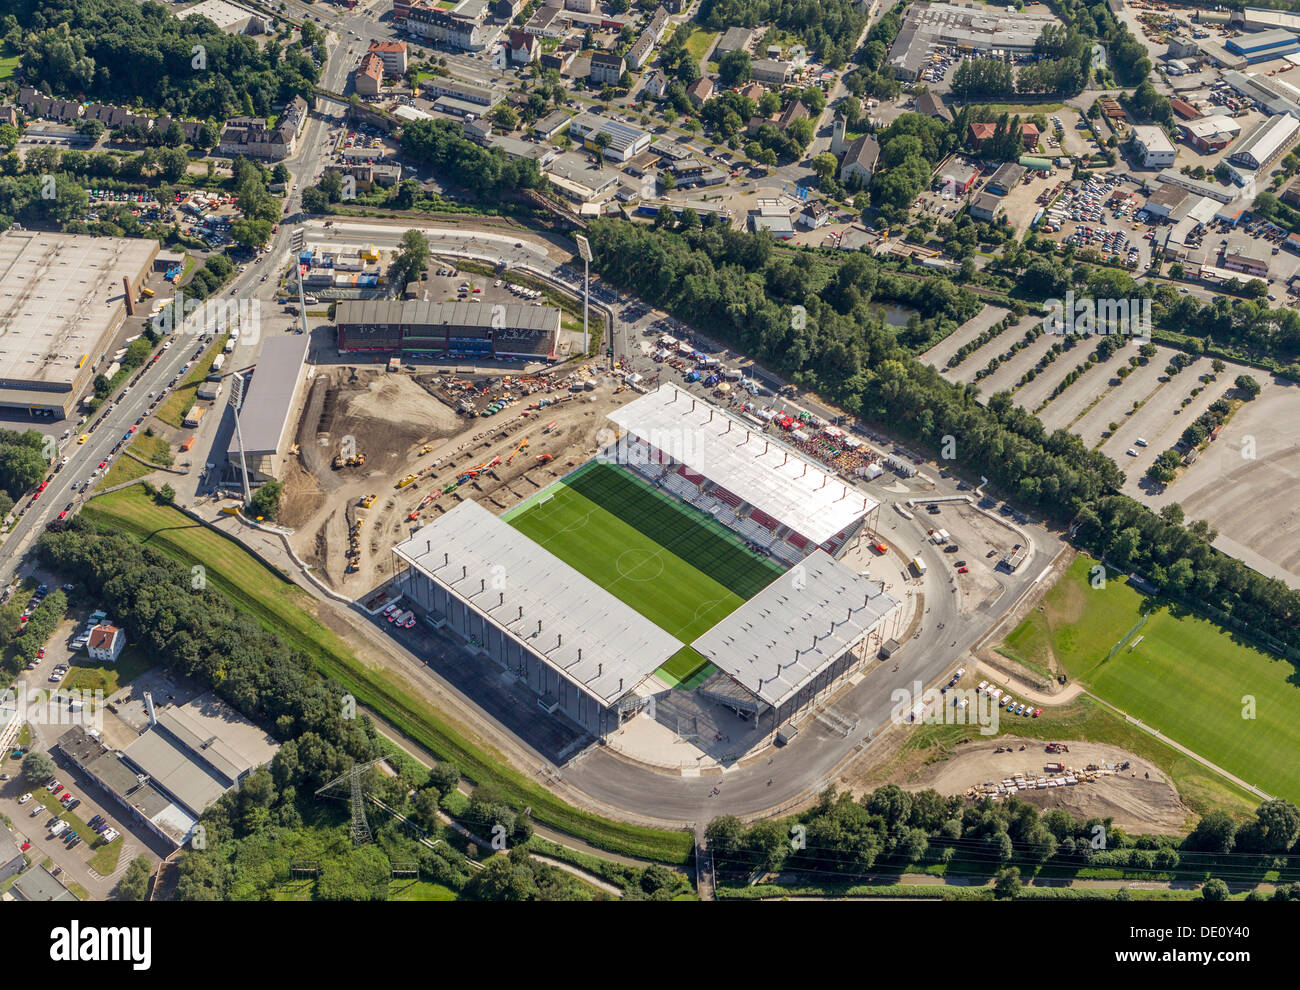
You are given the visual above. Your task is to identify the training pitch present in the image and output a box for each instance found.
[1001,555,1300,804]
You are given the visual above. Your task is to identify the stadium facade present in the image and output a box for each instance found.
[389,387,900,745]
[335,299,561,360]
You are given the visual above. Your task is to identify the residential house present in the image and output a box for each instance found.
[87,624,126,663]
[839,133,880,186]
[686,76,714,108]
[510,28,539,63]
[369,40,409,75]
[355,53,385,97]
[589,51,626,86]
[642,69,669,100]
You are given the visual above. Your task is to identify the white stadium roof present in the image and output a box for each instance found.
[394,500,683,706]
[608,386,876,546]
[691,550,900,709]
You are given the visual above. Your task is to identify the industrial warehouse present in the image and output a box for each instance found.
[335,299,562,360]
[386,387,900,750]
[226,333,312,486]
[0,231,158,418]
[887,1,1061,81]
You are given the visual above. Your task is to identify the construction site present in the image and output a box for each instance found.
[279,360,641,590]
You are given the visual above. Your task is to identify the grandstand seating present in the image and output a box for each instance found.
[713,486,742,509]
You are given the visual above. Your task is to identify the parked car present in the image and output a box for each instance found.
[18,792,31,804]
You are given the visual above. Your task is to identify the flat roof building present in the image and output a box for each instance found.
[1132,125,1177,168]
[691,549,901,727]
[888,1,1060,81]
[568,111,652,162]
[227,332,310,485]
[1228,112,1300,169]
[0,231,158,419]
[336,299,561,360]
[57,725,199,848]
[121,693,280,819]
[393,499,685,736]
[1225,27,1300,63]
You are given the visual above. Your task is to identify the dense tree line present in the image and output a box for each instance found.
[1076,498,1300,648]
[708,785,1300,886]
[400,119,546,198]
[588,218,1121,518]
[697,0,868,68]
[9,0,320,120]
[0,428,49,509]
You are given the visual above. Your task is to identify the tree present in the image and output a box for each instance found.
[22,751,56,784]
[1201,877,1230,902]
[391,229,430,288]
[1185,810,1236,855]
[157,484,176,504]
[994,866,1022,899]
[718,50,751,87]
[1234,374,1261,398]
[115,855,153,901]
[231,218,273,250]
[493,104,519,130]
[248,480,283,519]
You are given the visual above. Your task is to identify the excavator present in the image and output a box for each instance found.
[506,437,529,464]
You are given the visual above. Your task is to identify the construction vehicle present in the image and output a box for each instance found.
[396,474,417,489]
[506,437,529,464]
[333,450,366,469]
[408,491,437,520]
[535,453,553,464]
[1045,743,1070,754]
[542,420,558,434]
[1045,762,1065,773]
[359,493,377,508]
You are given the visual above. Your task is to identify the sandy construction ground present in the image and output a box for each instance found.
[906,735,1188,833]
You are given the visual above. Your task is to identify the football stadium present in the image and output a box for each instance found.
[391,386,903,748]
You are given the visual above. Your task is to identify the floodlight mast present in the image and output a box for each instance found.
[575,234,592,357]
[229,373,252,507]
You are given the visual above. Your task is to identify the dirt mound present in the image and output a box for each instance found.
[905,736,1189,834]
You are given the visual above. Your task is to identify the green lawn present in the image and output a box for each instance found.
[81,484,694,863]
[656,648,712,687]
[999,555,1300,804]
[156,333,227,428]
[684,29,718,63]
[63,643,154,696]
[97,455,155,490]
[389,880,458,900]
[507,462,781,644]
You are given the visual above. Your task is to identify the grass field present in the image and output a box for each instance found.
[684,28,718,63]
[64,644,153,696]
[82,484,694,863]
[507,463,781,649]
[156,333,227,428]
[999,555,1300,805]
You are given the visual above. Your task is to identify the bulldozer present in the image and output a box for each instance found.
[332,450,366,469]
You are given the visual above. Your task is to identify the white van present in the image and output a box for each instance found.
[49,819,68,837]
[1135,437,1148,447]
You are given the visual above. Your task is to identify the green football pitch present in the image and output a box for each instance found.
[506,462,784,681]
[1000,555,1300,804]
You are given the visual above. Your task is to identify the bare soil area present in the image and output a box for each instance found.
[906,736,1187,833]
[278,363,639,596]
